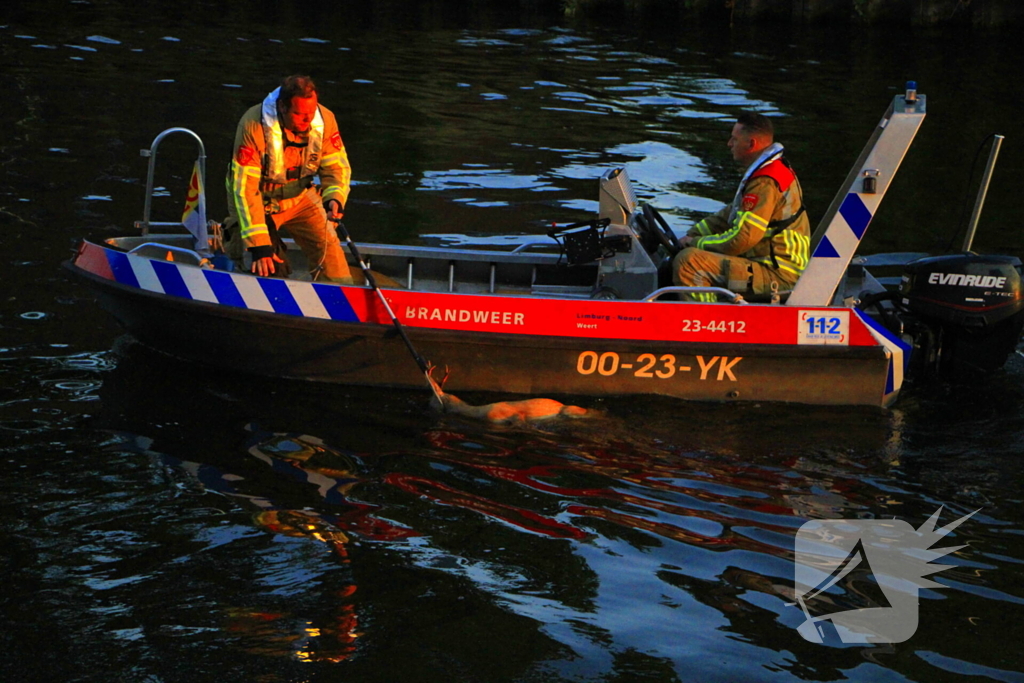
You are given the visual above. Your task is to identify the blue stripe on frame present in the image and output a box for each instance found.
[204,270,246,308]
[151,261,192,299]
[811,235,841,258]
[314,284,359,321]
[839,193,873,240]
[855,308,912,371]
[258,278,302,316]
[106,250,140,288]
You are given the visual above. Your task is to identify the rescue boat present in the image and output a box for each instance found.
[64,87,1024,408]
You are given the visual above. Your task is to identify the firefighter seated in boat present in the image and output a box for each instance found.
[224,74,354,282]
[673,112,810,301]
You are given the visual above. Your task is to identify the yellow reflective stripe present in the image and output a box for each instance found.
[697,228,735,249]
[697,211,765,248]
[794,231,809,269]
[694,219,712,236]
[321,186,347,209]
[230,160,259,234]
[744,211,769,230]
[321,152,343,166]
[239,223,268,240]
[782,228,809,271]
[783,229,799,270]
[751,255,802,276]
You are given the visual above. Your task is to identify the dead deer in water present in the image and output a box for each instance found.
[426,364,592,424]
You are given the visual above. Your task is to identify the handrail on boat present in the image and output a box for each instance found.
[644,286,747,304]
[511,239,561,253]
[135,127,207,236]
[128,242,209,267]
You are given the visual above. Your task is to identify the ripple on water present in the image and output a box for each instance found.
[4,19,1024,682]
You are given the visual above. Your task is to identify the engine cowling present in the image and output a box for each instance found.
[900,254,1024,376]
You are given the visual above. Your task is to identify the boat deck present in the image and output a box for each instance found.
[107,231,631,300]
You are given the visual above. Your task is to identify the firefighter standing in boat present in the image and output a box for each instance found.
[673,112,810,300]
[224,75,354,282]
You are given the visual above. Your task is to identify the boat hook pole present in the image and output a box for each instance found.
[332,219,445,402]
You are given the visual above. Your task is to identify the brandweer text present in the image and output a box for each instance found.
[405,307,525,325]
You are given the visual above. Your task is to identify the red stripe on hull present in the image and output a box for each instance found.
[341,288,877,347]
[75,241,115,281]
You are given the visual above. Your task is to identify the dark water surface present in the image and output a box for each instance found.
[2,2,1024,681]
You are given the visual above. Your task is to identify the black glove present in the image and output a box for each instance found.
[325,198,343,220]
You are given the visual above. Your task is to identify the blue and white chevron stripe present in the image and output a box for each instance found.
[105,249,360,321]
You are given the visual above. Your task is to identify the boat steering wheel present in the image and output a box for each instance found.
[639,204,680,257]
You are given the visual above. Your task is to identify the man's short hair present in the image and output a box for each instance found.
[736,112,774,140]
[278,75,317,109]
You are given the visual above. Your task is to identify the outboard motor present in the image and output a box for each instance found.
[900,254,1024,377]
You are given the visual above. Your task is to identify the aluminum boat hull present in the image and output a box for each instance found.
[65,240,903,407]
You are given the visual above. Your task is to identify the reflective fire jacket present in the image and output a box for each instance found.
[687,149,810,283]
[226,89,351,251]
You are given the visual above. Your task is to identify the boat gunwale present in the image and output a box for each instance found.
[102,234,578,266]
[63,257,890,361]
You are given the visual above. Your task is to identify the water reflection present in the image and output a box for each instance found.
[5,8,1024,680]
[82,341,1020,677]
[129,437,368,664]
[3,20,792,243]
[0,328,1016,680]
